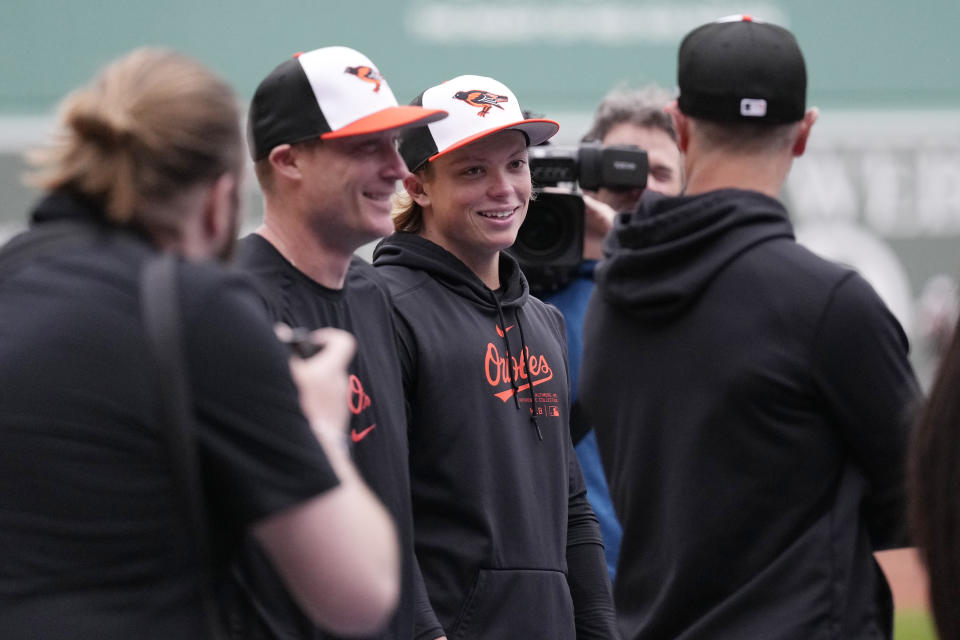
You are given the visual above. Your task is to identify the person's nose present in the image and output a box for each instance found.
[381,145,408,182]
[487,168,512,199]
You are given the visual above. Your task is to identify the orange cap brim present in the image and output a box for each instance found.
[322,105,448,139]
[427,118,559,163]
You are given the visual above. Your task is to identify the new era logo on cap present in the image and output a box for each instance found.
[248,46,447,160]
[677,16,806,124]
[399,75,559,172]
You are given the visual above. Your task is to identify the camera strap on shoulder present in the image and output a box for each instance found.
[0,224,225,636]
[140,253,226,640]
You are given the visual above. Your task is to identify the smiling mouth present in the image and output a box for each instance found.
[477,208,516,219]
[363,191,394,202]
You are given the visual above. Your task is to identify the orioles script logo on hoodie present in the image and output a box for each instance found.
[485,324,555,402]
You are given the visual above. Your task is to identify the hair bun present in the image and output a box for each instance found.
[68,105,133,151]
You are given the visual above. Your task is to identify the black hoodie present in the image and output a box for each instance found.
[579,189,920,640]
[373,233,613,640]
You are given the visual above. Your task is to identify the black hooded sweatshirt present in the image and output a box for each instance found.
[373,233,616,640]
[579,189,920,640]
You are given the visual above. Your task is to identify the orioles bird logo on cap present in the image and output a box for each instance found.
[344,65,383,92]
[453,90,508,117]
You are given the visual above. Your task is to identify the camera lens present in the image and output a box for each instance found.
[517,207,567,257]
[508,192,585,294]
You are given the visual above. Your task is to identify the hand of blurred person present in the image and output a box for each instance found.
[278,325,356,440]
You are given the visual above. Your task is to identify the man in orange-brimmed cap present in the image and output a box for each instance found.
[232,46,449,640]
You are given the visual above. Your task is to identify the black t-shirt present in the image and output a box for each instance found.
[0,199,339,640]
[234,234,432,640]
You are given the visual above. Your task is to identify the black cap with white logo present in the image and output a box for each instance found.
[248,46,447,160]
[677,15,807,124]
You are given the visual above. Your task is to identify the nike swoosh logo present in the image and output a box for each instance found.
[350,424,376,443]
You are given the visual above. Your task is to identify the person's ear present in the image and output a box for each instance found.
[268,144,302,181]
[664,101,690,153]
[792,107,819,157]
[403,172,431,208]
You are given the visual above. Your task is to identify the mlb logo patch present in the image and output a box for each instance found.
[740,98,768,117]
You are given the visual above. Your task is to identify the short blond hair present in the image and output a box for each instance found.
[27,48,243,231]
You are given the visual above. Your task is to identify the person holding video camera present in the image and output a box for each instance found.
[530,86,683,581]
[373,75,618,639]
[0,48,399,639]
[579,17,920,639]
[232,46,449,640]
[581,85,683,215]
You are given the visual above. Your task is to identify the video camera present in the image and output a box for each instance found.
[508,142,649,294]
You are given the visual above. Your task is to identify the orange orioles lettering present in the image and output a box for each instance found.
[484,342,554,402]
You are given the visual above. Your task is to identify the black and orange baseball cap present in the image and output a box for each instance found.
[399,75,559,172]
[247,46,448,160]
[677,15,806,124]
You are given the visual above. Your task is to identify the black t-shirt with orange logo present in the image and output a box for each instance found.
[235,234,440,640]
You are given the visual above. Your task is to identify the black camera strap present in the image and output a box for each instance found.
[140,253,226,640]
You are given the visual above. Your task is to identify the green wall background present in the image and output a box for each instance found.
[2,0,958,115]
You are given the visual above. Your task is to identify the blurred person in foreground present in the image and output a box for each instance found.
[231,46,448,640]
[579,16,920,640]
[373,75,618,639]
[0,48,398,639]
[543,85,683,580]
[909,313,960,640]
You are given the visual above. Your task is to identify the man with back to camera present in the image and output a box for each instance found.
[230,46,449,640]
[541,85,683,580]
[578,16,921,639]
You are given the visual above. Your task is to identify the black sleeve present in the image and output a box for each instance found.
[565,430,619,639]
[181,268,340,530]
[391,307,419,430]
[569,400,592,445]
[413,558,445,640]
[811,272,922,549]
[567,542,619,639]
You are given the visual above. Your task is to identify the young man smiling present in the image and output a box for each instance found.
[232,46,448,640]
[374,75,618,640]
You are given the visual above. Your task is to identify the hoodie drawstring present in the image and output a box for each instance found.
[492,291,543,441]
[515,310,543,441]
[492,294,522,411]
